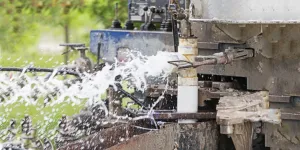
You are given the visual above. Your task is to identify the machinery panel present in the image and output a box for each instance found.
[190,0,300,24]
[90,30,174,63]
[190,23,300,96]
[129,0,185,22]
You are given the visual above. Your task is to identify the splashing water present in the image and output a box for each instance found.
[0,50,182,140]
[1,51,181,105]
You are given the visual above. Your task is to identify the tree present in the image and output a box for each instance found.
[0,0,85,64]
[0,0,128,55]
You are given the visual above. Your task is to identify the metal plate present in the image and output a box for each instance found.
[90,30,174,63]
[190,0,300,24]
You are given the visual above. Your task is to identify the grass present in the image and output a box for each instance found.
[0,50,138,147]
[0,48,98,68]
[0,50,89,145]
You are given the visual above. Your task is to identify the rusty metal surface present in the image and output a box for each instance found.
[269,95,291,103]
[198,88,241,99]
[150,112,216,120]
[58,124,148,150]
[192,23,300,96]
[108,122,218,150]
[146,84,177,97]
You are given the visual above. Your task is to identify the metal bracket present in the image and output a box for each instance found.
[168,60,195,68]
[225,48,254,61]
[60,43,87,55]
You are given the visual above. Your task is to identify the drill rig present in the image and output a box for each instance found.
[2,0,300,150]
[86,0,300,149]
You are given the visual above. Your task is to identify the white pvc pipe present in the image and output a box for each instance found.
[177,37,199,123]
[178,86,198,123]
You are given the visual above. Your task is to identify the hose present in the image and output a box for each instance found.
[0,67,80,77]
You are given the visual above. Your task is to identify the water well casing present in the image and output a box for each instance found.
[177,37,199,123]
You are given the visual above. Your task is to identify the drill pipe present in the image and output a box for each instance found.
[178,52,234,69]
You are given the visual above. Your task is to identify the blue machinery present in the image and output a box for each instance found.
[90,30,174,63]
[89,0,181,63]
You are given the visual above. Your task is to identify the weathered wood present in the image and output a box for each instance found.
[231,122,253,150]
[216,91,281,150]
[217,91,281,126]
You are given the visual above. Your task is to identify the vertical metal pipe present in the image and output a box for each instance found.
[128,1,132,21]
[185,0,190,10]
[97,43,100,65]
[108,85,124,116]
[64,23,69,65]
[181,0,192,37]
[108,86,115,115]
[172,18,179,52]
[80,50,85,58]
[115,3,118,20]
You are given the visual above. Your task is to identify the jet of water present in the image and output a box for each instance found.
[0,50,183,141]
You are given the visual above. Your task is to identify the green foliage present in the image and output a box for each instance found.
[0,0,128,53]
[88,0,128,28]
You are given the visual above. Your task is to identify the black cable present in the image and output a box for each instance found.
[115,83,149,110]
[97,42,101,65]
[0,67,80,77]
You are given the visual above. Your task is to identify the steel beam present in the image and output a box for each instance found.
[151,112,216,120]
[281,112,300,120]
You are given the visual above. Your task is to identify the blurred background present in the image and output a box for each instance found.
[0,0,127,67]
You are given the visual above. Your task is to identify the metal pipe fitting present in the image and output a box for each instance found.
[220,125,234,134]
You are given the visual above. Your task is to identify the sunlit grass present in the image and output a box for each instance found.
[0,49,98,68]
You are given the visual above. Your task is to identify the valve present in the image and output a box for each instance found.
[161,4,172,32]
[59,43,94,73]
[140,6,149,30]
[125,2,134,30]
[141,6,156,31]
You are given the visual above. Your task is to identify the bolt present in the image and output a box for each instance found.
[255,127,261,134]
